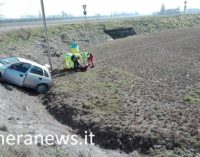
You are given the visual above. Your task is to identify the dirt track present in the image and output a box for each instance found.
[45,27,200,155]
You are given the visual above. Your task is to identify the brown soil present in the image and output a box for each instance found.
[44,27,200,155]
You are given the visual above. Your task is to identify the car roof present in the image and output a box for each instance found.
[17,57,49,72]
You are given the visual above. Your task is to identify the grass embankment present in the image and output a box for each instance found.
[44,66,146,153]
[51,66,135,115]
[1,14,200,54]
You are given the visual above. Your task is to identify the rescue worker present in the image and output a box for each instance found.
[81,52,94,68]
[64,39,92,71]
[64,53,87,71]
[64,53,75,70]
[71,54,81,69]
[69,39,84,65]
[88,52,94,68]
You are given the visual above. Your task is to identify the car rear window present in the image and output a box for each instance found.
[0,57,20,65]
[30,66,43,76]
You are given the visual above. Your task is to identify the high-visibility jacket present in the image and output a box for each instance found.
[64,53,74,69]
[70,48,79,54]
[64,53,83,69]
[81,52,90,63]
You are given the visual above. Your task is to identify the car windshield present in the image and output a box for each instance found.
[0,57,20,65]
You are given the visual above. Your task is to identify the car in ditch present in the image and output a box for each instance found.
[0,57,52,94]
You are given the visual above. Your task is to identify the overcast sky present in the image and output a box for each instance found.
[0,0,200,18]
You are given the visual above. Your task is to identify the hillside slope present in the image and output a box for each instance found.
[45,27,200,156]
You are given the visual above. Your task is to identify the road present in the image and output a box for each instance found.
[0,16,135,33]
[0,18,89,32]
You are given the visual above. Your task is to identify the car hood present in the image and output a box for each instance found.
[0,63,8,68]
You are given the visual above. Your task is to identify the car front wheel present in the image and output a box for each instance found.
[36,84,48,94]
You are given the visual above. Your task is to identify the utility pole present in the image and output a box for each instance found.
[40,0,53,70]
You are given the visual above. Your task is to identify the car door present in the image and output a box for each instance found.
[4,62,31,86]
[23,65,44,88]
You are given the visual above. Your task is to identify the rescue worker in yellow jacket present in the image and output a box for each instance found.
[64,40,87,71]
[69,39,83,64]
[69,39,94,68]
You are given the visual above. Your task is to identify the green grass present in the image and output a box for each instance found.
[0,152,5,157]
[193,141,200,150]
[184,92,200,105]
[54,66,135,115]
[1,14,200,56]
[1,14,200,41]
[55,147,69,157]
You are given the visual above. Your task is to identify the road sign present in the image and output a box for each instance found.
[82,5,87,10]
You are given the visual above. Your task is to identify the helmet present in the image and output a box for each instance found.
[70,40,78,48]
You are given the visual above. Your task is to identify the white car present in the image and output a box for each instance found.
[0,57,52,94]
